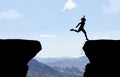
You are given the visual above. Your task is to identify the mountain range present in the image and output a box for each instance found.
[27,56,89,77]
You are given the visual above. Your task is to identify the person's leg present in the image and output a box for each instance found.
[70,28,81,33]
[82,29,89,40]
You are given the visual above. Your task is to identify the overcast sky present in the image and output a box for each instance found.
[0,0,120,58]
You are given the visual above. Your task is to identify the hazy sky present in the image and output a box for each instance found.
[0,0,120,58]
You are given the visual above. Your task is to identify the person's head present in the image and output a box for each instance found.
[81,15,86,22]
[83,15,85,18]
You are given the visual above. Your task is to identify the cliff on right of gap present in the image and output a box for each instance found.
[83,40,120,77]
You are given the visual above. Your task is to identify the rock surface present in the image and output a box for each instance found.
[83,40,120,77]
[1,39,42,77]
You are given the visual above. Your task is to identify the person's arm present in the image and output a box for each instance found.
[76,22,81,28]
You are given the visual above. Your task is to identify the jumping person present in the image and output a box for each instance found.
[70,15,89,40]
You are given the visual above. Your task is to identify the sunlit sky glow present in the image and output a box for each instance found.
[0,0,120,58]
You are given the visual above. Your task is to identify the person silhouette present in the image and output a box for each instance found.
[70,15,89,40]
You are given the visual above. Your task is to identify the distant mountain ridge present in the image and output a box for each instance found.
[27,59,84,77]
[27,56,89,77]
[35,56,89,72]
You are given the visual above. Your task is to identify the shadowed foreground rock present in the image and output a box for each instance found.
[83,40,120,77]
[1,39,42,77]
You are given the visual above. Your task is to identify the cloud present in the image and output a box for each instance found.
[92,30,120,40]
[0,9,23,20]
[62,0,76,11]
[93,36,110,39]
[102,0,120,14]
[37,34,56,38]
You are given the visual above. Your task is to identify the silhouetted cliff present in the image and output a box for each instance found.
[83,40,120,77]
[1,39,42,77]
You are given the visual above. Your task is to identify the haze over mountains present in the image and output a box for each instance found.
[27,56,89,77]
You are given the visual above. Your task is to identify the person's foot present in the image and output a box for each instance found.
[86,38,89,41]
[70,29,74,31]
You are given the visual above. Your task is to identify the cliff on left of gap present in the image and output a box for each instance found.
[0,39,42,77]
